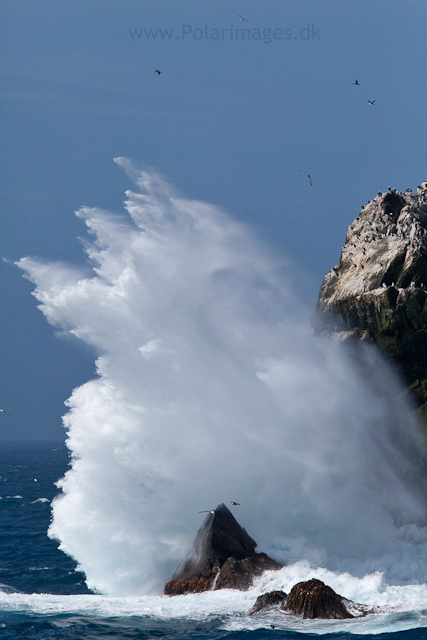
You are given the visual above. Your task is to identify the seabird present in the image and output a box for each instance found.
[231,501,241,506]
[154,70,161,75]
[300,169,312,186]
[0,408,11,417]
[368,100,376,105]
[352,80,360,85]
[199,510,215,514]
[238,15,248,21]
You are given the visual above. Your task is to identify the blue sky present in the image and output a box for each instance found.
[1,0,426,440]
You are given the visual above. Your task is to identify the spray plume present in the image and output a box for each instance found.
[17,158,427,595]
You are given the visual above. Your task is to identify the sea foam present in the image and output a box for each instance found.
[1,565,427,636]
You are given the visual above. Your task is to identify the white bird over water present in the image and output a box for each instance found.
[368,100,376,105]
[238,15,248,21]
[0,408,11,417]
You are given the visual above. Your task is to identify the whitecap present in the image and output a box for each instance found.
[0,577,426,636]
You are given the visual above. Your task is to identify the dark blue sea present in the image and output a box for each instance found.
[1,442,426,640]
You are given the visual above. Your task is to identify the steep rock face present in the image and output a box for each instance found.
[313,181,427,421]
[164,504,283,595]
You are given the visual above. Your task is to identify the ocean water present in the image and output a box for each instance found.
[6,161,427,638]
[0,444,427,640]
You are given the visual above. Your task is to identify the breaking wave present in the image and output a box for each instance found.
[17,158,427,596]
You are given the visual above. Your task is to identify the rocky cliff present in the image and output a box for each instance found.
[312,180,427,423]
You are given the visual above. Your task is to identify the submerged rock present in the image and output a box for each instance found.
[312,181,427,423]
[250,579,372,619]
[164,504,283,595]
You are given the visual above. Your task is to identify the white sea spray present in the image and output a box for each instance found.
[17,158,427,596]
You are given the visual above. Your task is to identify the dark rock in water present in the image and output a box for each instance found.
[312,180,427,425]
[249,580,372,619]
[164,504,283,595]
[214,553,282,590]
[282,579,354,619]
[249,590,287,614]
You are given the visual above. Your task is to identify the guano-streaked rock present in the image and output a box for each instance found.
[312,181,427,423]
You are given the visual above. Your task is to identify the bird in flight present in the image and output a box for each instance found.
[154,70,161,75]
[300,170,313,186]
[238,15,248,21]
[199,510,215,514]
[352,80,360,85]
[0,408,11,417]
[231,501,241,506]
[368,100,376,105]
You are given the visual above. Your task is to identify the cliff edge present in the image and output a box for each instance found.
[312,180,427,423]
